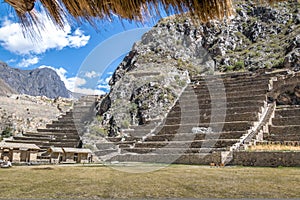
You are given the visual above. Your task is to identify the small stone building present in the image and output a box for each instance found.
[62,148,92,163]
[47,147,64,164]
[0,141,40,163]
[47,147,92,163]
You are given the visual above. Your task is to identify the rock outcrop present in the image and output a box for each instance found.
[94,0,299,138]
[0,62,70,98]
[0,78,16,96]
[0,95,72,137]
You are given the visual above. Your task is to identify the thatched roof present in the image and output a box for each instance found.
[4,0,286,30]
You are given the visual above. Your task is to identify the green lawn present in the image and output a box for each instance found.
[0,163,299,199]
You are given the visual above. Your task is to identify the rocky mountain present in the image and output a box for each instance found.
[0,94,72,137]
[89,0,299,140]
[0,62,70,98]
[0,78,16,96]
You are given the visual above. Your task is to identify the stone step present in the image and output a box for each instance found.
[272,117,300,126]
[269,125,300,135]
[256,141,300,146]
[184,95,267,105]
[171,100,265,111]
[264,134,300,141]
[273,75,300,89]
[191,76,269,84]
[109,153,220,165]
[13,136,79,142]
[23,132,80,139]
[22,133,50,138]
[57,116,86,121]
[52,121,77,125]
[120,147,227,154]
[46,124,77,129]
[133,139,239,149]
[159,122,252,134]
[168,106,262,118]
[144,131,245,141]
[191,83,269,94]
[275,107,300,118]
[191,72,251,80]
[181,89,268,99]
[5,139,79,147]
[37,128,79,133]
[191,77,269,86]
[13,136,50,141]
[165,112,258,124]
[127,122,252,137]
[191,74,269,82]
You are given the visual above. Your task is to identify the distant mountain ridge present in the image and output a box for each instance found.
[0,61,70,98]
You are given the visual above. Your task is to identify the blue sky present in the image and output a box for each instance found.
[0,3,166,95]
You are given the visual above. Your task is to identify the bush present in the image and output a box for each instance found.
[90,126,107,136]
[226,65,235,71]
[121,119,130,129]
[234,61,245,71]
[1,127,12,138]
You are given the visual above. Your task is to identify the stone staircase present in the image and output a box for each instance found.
[262,105,300,142]
[97,71,278,165]
[5,95,100,151]
[255,71,300,146]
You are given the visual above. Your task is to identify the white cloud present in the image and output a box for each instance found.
[17,56,39,68]
[85,71,99,78]
[6,58,16,64]
[0,11,90,56]
[72,87,105,95]
[39,65,106,95]
[97,76,111,91]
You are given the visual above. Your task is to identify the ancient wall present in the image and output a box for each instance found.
[231,151,300,167]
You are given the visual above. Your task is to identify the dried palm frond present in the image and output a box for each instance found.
[4,0,289,31]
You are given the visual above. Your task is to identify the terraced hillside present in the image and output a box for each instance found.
[256,72,300,146]
[88,69,300,166]
[5,95,101,152]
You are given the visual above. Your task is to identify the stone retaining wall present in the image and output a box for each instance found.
[231,151,300,167]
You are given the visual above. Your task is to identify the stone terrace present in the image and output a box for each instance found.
[97,71,283,165]
[5,95,100,151]
[264,105,300,142]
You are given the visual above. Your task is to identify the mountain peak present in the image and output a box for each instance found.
[0,62,70,98]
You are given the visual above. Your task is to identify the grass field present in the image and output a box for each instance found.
[0,163,299,199]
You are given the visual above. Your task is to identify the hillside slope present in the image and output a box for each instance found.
[0,62,70,98]
[91,0,299,139]
[0,78,16,96]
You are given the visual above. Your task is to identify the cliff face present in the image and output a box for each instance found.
[0,78,16,96]
[91,0,299,138]
[0,62,70,98]
[146,0,299,72]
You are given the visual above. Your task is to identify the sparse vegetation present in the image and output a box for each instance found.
[1,127,12,138]
[90,126,107,136]
[121,119,130,129]
[234,61,245,71]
